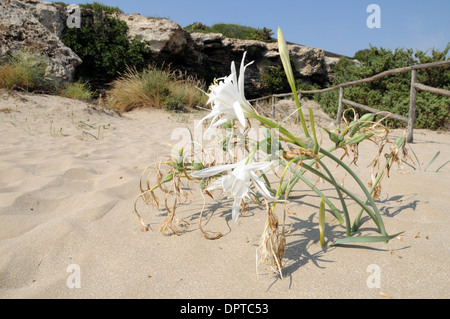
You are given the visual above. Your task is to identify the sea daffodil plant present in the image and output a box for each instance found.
[134,27,407,276]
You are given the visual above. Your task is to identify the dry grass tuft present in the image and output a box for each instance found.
[0,52,47,91]
[107,65,207,113]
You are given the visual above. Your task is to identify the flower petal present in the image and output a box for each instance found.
[192,163,239,178]
[238,52,254,99]
[230,177,250,199]
[231,197,242,222]
[233,101,246,127]
[245,161,273,172]
[250,171,277,200]
[206,178,223,191]
[196,111,215,128]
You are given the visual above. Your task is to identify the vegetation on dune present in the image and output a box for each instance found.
[3,2,448,126]
[316,44,450,130]
[0,51,50,91]
[260,60,322,95]
[60,81,94,101]
[77,2,123,14]
[53,1,123,14]
[108,65,207,113]
[0,51,94,101]
[185,22,275,42]
[60,2,150,82]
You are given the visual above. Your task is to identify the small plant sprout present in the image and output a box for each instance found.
[402,145,449,173]
[134,27,407,278]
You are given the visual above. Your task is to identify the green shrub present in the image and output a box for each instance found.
[261,59,316,95]
[78,2,123,14]
[316,45,450,130]
[61,3,150,81]
[261,65,291,94]
[53,2,69,7]
[185,22,275,42]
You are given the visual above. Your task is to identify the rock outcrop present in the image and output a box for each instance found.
[2,0,346,96]
[111,12,336,96]
[118,13,190,55]
[18,0,67,38]
[184,33,329,97]
[0,0,82,86]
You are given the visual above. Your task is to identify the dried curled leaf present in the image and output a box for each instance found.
[256,202,287,279]
[198,191,223,240]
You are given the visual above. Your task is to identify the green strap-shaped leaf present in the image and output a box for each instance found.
[330,232,404,246]
[319,197,326,247]
[424,151,440,172]
[436,160,450,173]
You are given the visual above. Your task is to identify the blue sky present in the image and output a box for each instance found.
[53,0,449,57]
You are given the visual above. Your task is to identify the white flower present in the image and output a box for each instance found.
[197,52,255,133]
[192,159,277,222]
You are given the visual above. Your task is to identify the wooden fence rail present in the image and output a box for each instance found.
[248,60,450,143]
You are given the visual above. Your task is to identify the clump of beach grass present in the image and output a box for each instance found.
[107,65,207,113]
[0,51,48,91]
[60,81,94,101]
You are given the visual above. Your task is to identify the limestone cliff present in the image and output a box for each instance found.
[2,0,347,96]
[0,0,82,86]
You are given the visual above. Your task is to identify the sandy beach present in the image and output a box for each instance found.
[0,89,449,299]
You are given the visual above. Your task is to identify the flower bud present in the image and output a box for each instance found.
[160,173,174,184]
[193,161,204,171]
[348,121,359,137]
[323,128,340,145]
[346,133,366,145]
[395,137,406,148]
[359,113,375,128]
[221,121,233,129]
[277,28,296,92]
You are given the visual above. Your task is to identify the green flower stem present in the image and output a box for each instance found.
[318,159,351,237]
[292,90,310,138]
[280,160,344,224]
[250,112,387,236]
[318,148,387,236]
[251,112,313,149]
[281,160,345,226]
[309,108,319,154]
[351,167,385,232]
[352,150,395,232]
[284,174,299,196]
[279,159,381,231]
[277,27,310,138]
[272,158,297,210]
[260,172,277,196]
[246,143,258,164]
[319,196,326,247]
[284,143,338,196]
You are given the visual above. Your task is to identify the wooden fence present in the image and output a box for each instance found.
[248,60,450,143]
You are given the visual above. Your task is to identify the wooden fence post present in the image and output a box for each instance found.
[407,70,417,143]
[271,96,275,118]
[296,92,302,123]
[336,87,344,125]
